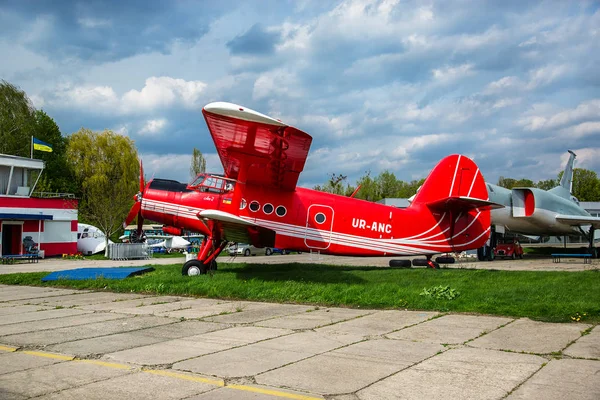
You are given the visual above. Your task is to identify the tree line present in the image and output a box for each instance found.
[315,168,600,203]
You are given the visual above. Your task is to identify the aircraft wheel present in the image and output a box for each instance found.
[412,258,429,267]
[389,259,412,268]
[265,248,273,256]
[511,252,516,260]
[182,260,207,276]
[486,247,495,261]
[207,260,217,272]
[477,247,485,261]
[244,249,251,256]
[435,256,455,264]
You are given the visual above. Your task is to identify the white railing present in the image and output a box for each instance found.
[107,243,152,260]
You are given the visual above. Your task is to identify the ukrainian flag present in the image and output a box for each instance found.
[33,137,53,152]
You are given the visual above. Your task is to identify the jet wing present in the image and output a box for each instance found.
[198,210,276,247]
[556,214,600,228]
[203,102,313,192]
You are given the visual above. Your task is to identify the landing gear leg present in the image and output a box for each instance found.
[426,255,440,269]
[588,227,597,259]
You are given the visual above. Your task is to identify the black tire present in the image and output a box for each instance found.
[182,260,207,276]
[265,248,273,256]
[519,252,524,259]
[477,247,485,261]
[389,259,412,268]
[283,250,290,255]
[435,256,455,264]
[486,247,495,261]
[207,260,217,272]
[511,252,516,260]
[412,258,430,267]
[244,248,251,256]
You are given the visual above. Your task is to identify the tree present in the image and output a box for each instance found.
[314,173,351,195]
[536,179,557,191]
[0,80,37,157]
[354,171,378,201]
[376,170,400,199]
[497,176,517,189]
[558,168,600,201]
[190,147,206,179]
[512,179,535,188]
[32,110,77,194]
[67,129,139,256]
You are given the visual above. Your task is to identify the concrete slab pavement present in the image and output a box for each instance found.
[386,314,514,344]
[357,347,546,400]
[564,325,600,359]
[0,284,599,399]
[506,358,600,400]
[469,318,591,354]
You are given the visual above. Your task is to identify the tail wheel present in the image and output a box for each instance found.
[389,259,412,268]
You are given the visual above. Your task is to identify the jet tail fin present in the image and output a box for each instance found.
[559,150,576,193]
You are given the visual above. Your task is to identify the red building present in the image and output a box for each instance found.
[0,154,78,257]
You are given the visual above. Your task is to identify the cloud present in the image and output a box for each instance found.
[139,119,167,136]
[227,24,281,55]
[40,76,207,115]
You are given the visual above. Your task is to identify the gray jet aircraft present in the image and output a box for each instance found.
[480,150,600,260]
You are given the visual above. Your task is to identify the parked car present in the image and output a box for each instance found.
[265,248,290,256]
[494,239,524,260]
[228,243,260,256]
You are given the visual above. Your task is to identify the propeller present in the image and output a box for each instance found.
[123,160,146,242]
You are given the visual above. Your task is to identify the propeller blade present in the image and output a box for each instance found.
[137,211,145,238]
[123,202,141,229]
[140,159,145,192]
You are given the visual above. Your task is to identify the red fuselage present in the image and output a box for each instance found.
[140,178,490,257]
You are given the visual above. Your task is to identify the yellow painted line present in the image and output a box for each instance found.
[21,351,74,361]
[144,369,224,386]
[227,384,324,400]
[76,359,133,370]
[14,349,324,400]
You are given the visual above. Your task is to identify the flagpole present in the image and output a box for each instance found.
[31,136,33,159]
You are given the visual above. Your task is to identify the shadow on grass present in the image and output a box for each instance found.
[230,262,377,284]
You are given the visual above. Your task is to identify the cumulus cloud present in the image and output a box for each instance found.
[139,119,167,136]
[40,76,207,115]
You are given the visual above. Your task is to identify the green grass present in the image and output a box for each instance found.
[1,262,599,323]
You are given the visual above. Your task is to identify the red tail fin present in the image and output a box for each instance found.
[410,154,496,252]
[411,154,488,206]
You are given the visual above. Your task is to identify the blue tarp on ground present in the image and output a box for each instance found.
[42,267,154,281]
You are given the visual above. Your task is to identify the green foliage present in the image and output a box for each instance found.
[4,263,600,323]
[0,80,37,157]
[420,285,460,300]
[190,147,206,179]
[317,170,424,202]
[536,179,557,191]
[67,128,139,252]
[33,110,77,194]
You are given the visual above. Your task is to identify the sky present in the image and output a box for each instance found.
[1,0,599,188]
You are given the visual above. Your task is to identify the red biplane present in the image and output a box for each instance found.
[124,102,499,275]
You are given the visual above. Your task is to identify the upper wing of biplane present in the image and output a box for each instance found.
[202,102,313,192]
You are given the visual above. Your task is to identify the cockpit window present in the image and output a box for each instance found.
[187,174,235,194]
